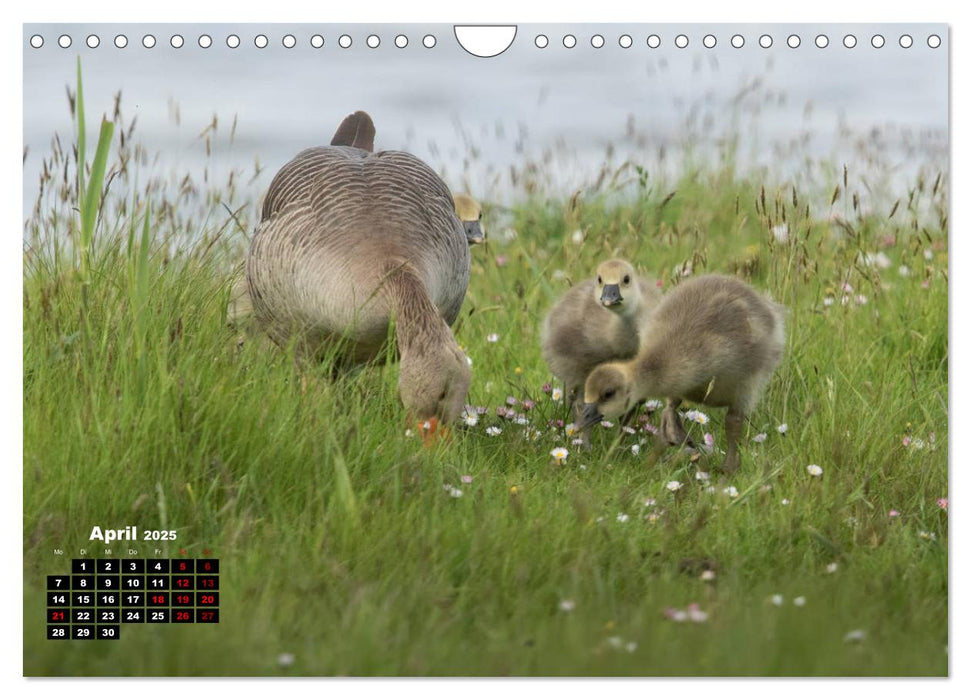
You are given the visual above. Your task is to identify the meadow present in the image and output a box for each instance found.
[23,67,948,676]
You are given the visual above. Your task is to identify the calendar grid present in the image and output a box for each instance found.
[47,558,219,640]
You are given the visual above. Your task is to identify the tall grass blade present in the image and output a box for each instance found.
[78,118,115,279]
[76,57,86,209]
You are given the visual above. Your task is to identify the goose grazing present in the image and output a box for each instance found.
[541,259,662,425]
[246,110,472,422]
[580,274,785,473]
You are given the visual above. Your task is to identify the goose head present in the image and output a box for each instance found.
[453,193,485,245]
[398,341,472,424]
[579,362,635,428]
[595,259,640,312]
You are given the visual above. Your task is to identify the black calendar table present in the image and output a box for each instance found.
[47,558,219,640]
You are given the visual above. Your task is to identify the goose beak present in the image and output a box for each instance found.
[578,403,603,430]
[464,220,485,245]
[600,284,623,307]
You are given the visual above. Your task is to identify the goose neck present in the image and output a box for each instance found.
[382,263,450,356]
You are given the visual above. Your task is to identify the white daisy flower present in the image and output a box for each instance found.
[695,471,710,482]
[752,433,767,444]
[443,485,463,498]
[485,426,502,436]
[666,480,683,492]
[826,562,839,574]
[806,464,824,477]
[777,423,788,435]
[550,447,569,465]
[666,609,688,622]
[559,599,576,612]
[723,486,739,498]
[631,444,641,456]
[644,399,663,411]
[687,605,709,623]
[793,596,806,607]
[770,594,784,607]
[684,409,709,425]
[486,332,500,343]
[616,513,629,523]
[461,410,479,427]
[551,387,563,402]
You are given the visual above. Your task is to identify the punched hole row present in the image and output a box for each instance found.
[535,33,941,50]
[29,32,943,51]
[29,33,438,50]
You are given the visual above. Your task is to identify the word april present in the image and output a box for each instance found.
[89,526,138,543]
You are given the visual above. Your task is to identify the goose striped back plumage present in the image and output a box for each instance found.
[247,144,470,364]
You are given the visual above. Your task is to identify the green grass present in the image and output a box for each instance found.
[22,81,947,677]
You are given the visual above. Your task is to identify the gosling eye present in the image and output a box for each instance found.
[623,275,631,285]
[603,388,616,401]
[478,213,483,221]
[597,276,602,285]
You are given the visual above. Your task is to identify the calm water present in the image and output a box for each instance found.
[23,23,949,220]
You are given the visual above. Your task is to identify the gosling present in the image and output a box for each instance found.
[541,259,662,421]
[453,193,485,245]
[580,274,785,473]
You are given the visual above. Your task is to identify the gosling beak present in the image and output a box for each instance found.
[600,284,623,307]
[464,220,485,245]
[578,403,603,430]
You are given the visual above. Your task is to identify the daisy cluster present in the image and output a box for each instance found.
[458,381,676,451]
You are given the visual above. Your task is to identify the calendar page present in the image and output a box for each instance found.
[22,20,948,677]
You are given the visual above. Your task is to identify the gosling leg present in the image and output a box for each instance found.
[660,398,695,448]
[572,395,594,449]
[722,408,744,474]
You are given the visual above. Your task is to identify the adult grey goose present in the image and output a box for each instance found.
[246,111,472,422]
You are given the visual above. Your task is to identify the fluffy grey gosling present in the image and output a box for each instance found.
[541,259,662,428]
[580,274,785,472]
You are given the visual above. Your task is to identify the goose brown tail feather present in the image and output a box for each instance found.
[330,110,376,152]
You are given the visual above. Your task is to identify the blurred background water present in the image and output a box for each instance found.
[23,23,948,223]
